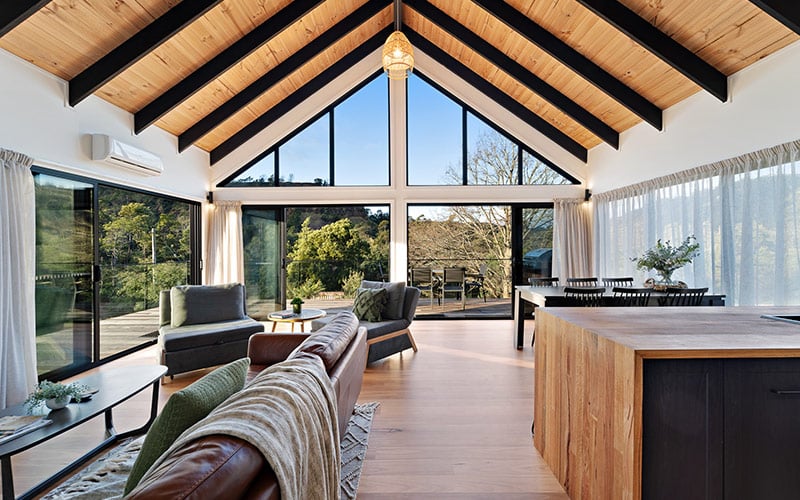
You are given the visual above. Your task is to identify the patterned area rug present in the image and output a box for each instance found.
[42,402,379,499]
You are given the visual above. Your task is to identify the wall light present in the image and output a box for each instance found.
[584,188,592,202]
[206,191,214,204]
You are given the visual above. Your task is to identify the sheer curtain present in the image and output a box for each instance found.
[552,199,593,281]
[205,201,244,285]
[0,149,38,408]
[594,139,800,306]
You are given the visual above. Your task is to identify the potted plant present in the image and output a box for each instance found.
[25,380,88,412]
[632,235,700,289]
[291,297,304,315]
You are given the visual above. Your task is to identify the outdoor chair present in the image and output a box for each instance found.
[612,286,652,306]
[410,268,438,307]
[465,263,488,302]
[659,287,708,306]
[603,277,635,287]
[529,277,560,287]
[562,286,606,307]
[566,277,598,286]
[441,267,467,310]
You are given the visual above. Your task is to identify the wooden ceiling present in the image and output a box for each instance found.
[0,0,797,167]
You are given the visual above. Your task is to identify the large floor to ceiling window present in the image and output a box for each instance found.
[34,169,199,380]
[242,205,390,320]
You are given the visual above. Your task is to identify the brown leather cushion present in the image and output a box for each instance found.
[292,311,359,370]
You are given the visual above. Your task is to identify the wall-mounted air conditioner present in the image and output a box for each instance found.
[91,134,163,176]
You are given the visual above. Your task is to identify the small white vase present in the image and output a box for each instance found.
[45,396,70,410]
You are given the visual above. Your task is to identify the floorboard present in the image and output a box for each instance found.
[3,318,567,498]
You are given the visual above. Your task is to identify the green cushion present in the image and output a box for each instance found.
[170,283,245,328]
[123,357,250,494]
[360,280,406,320]
[352,287,387,322]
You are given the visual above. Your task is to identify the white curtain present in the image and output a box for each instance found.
[205,201,244,285]
[0,148,38,409]
[552,198,593,281]
[594,139,800,306]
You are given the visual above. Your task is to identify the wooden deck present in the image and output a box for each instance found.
[6,318,566,498]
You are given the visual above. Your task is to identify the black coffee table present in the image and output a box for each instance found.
[0,365,167,499]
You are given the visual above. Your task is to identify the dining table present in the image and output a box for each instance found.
[513,285,726,349]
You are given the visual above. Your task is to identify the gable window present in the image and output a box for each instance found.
[221,73,389,188]
[407,73,577,186]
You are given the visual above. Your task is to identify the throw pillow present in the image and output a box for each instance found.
[360,280,406,320]
[352,287,387,322]
[123,357,250,495]
[170,283,245,328]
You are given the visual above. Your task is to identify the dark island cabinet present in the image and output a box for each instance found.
[643,358,800,500]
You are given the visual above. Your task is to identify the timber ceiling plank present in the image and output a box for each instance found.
[134,0,326,134]
[471,0,663,130]
[0,0,49,38]
[209,27,392,165]
[749,1,800,35]
[406,0,619,149]
[196,8,392,152]
[575,0,727,102]
[178,0,390,152]
[405,29,588,163]
[68,0,223,107]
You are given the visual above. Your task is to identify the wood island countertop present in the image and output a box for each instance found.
[532,306,800,500]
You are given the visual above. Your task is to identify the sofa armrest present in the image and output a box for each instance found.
[247,333,309,366]
[403,286,421,323]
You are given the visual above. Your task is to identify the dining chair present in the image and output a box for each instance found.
[612,286,652,306]
[603,277,635,287]
[529,277,560,287]
[562,286,606,307]
[659,287,708,306]
[566,277,598,286]
[441,267,467,310]
[410,268,438,308]
[465,263,488,302]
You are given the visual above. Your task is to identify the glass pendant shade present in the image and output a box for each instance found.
[382,30,414,80]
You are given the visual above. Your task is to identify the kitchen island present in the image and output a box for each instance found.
[533,306,800,500]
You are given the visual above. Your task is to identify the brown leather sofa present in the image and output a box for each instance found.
[127,312,367,499]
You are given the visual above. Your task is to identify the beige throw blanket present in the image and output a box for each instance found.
[136,354,340,500]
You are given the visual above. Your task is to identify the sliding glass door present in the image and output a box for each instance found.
[33,169,199,380]
[242,208,284,320]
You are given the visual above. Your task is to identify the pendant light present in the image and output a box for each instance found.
[382,0,414,79]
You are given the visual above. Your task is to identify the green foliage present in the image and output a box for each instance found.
[632,236,700,281]
[288,278,324,300]
[341,271,364,298]
[25,380,88,412]
[287,218,371,291]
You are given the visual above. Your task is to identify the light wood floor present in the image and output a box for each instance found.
[5,319,567,498]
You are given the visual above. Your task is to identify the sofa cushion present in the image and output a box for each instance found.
[359,318,411,339]
[159,318,264,352]
[360,280,406,320]
[124,357,250,494]
[352,287,387,322]
[293,311,359,370]
[171,283,245,327]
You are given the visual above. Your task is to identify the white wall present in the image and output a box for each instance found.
[0,50,209,201]
[589,40,800,193]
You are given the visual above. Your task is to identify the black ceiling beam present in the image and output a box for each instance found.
[406,0,618,150]
[405,30,587,163]
[68,0,222,107]
[470,0,662,131]
[210,27,392,165]
[135,0,325,134]
[0,0,49,38]
[749,0,800,35]
[576,0,727,102]
[179,0,390,152]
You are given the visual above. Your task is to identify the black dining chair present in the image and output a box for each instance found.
[410,268,438,308]
[612,286,652,306]
[465,263,488,302]
[566,277,598,287]
[603,277,634,287]
[529,277,560,287]
[659,287,708,306]
[441,267,467,310]
[563,286,606,307]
